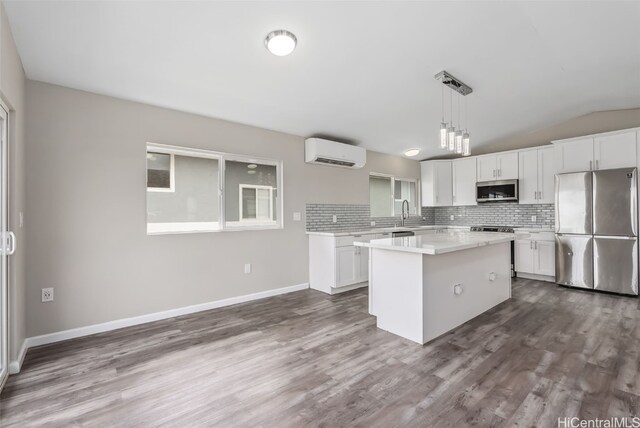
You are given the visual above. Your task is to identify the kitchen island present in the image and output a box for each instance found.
[355,230,514,345]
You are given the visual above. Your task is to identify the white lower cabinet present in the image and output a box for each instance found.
[309,233,374,294]
[335,245,357,287]
[535,241,555,277]
[515,232,555,281]
[515,240,535,273]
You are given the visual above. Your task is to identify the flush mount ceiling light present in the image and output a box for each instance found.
[404,149,420,157]
[265,30,297,56]
[435,70,473,157]
[247,164,257,169]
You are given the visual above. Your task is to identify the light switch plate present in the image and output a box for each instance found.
[371,221,376,226]
[244,263,251,274]
[293,212,301,221]
[450,215,454,221]
[531,215,537,222]
[332,215,337,223]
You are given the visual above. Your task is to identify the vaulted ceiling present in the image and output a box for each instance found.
[5,1,640,159]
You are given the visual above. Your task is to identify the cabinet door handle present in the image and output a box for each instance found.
[535,241,538,250]
[595,160,599,170]
[590,160,593,170]
[530,241,533,250]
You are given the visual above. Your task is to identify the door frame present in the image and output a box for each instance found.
[0,102,10,391]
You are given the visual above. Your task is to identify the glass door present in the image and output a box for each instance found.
[0,105,11,390]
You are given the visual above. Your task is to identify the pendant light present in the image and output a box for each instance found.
[463,96,471,156]
[447,88,455,151]
[435,71,473,156]
[439,84,447,149]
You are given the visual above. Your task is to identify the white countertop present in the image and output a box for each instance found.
[354,230,515,255]
[306,225,469,237]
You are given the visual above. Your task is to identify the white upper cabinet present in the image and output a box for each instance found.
[594,131,637,170]
[518,146,556,205]
[496,152,519,180]
[518,149,538,205]
[476,152,518,181]
[476,155,497,182]
[421,160,452,207]
[555,130,637,173]
[452,157,477,206]
[555,137,594,173]
[537,147,556,204]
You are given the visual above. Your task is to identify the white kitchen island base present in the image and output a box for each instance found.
[360,234,512,345]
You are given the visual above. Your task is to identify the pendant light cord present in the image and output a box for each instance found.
[465,96,468,132]
[458,93,461,129]
[449,87,452,126]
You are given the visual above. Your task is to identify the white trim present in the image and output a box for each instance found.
[22,283,309,349]
[147,221,220,234]
[8,339,27,374]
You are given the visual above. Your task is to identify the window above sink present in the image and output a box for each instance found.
[369,173,418,217]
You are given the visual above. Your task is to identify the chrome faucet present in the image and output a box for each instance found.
[401,199,409,227]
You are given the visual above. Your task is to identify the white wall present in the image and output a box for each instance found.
[25,81,420,337]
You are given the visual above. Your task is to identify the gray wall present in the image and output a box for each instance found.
[1,4,27,364]
[147,155,219,223]
[25,80,421,337]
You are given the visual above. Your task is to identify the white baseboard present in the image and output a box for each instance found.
[8,339,28,374]
[11,282,309,372]
[516,272,556,283]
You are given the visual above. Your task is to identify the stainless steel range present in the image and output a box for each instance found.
[471,226,516,277]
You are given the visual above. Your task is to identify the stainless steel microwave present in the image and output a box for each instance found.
[476,179,519,203]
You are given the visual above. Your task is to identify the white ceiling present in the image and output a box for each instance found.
[5,1,640,159]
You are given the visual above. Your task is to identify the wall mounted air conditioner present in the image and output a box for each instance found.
[304,138,366,169]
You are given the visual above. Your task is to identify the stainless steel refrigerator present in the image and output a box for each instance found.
[555,167,638,295]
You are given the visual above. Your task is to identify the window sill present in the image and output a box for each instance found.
[146,221,283,235]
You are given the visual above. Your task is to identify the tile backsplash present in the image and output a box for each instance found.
[306,202,554,231]
[425,203,554,228]
[305,204,426,231]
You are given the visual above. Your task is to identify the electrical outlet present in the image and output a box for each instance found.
[453,284,463,295]
[332,215,337,223]
[450,214,454,221]
[370,221,376,226]
[292,212,301,221]
[531,215,537,222]
[42,287,54,302]
[244,263,251,274]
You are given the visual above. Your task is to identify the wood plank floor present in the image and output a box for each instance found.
[2,278,640,427]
